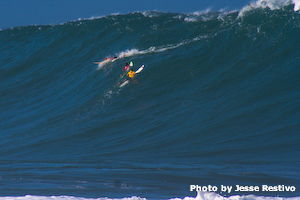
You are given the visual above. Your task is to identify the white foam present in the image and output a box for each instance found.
[183,9,218,23]
[293,0,300,11]
[141,11,162,18]
[117,49,140,58]
[116,35,207,58]
[184,17,198,22]
[95,31,211,72]
[1,194,299,200]
[191,9,212,16]
[172,192,300,200]
[238,0,300,17]
[96,33,209,70]
[0,196,146,200]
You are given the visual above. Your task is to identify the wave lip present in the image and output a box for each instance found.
[238,0,300,17]
[293,0,300,11]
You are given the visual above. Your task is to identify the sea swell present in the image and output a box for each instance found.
[0,3,299,200]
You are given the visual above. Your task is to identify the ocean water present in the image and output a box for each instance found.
[0,1,300,200]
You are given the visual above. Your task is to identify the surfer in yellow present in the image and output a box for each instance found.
[118,67,136,85]
[126,68,136,80]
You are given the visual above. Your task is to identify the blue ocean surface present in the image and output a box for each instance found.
[0,1,299,200]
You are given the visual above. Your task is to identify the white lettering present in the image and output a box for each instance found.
[211,185,218,192]
[286,186,296,192]
[190,185,196,191]
[221,185,232,193]
[262,185,269,191]
[191,184,296,193]
[190,185,218,192]
[235,185,259,192]
[262,185,296,192]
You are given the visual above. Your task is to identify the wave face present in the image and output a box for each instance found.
[0,4,299,200]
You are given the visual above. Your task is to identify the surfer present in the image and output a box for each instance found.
[123,62,130,72]
[123,61,133,71]
[105,56,117,61]
[118,64,144,87]
[94,56,117,64]
[118,67,136,85]
[120,61,133,77]
[126,67,136,80]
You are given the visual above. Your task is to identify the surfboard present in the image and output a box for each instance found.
[119,80,130,87]
[94,58,118,65]
[135,65,144,73]
[119,65,144,88]
[94,59,111,65]
[94,57,119,69]
[95,54,129,65]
